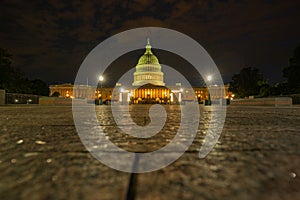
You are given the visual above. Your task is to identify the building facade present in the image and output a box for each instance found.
[49,39,232,104]
[49,84,113,102]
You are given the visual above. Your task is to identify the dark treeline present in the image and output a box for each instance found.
[229,44,300,98]
[0,48,49,96]
[1,44,300,98]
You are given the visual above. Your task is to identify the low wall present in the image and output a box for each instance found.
[6,93,39,104]
[39,97,72,106]
[0,90,5,105]
[230,97,292,106]
[284,94,300,104]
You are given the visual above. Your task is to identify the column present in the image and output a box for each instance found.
[119,92,122,102]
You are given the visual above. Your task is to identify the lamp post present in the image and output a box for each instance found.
[207,75,212,106]
[99,75,104,105]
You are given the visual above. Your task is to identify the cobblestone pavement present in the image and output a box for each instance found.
[0,105,299,200]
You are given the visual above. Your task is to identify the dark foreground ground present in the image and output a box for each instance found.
[0,105,299,200]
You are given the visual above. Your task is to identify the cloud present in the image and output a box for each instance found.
[128,0,157,12]
[0,0,299,84]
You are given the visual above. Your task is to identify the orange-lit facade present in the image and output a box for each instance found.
[49,39,233,103]
[49,83,231,104]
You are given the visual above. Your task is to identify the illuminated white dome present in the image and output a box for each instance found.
[132,39,165,86]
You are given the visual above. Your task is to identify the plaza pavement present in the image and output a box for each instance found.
[0,105,299,200]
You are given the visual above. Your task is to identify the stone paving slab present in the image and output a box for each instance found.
[0,105,299,200]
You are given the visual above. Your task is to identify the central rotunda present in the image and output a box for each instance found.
[132,39,165,86]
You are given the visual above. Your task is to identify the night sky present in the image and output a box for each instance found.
[1,0,299,86]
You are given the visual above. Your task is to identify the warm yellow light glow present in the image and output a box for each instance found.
[99,75,104,82]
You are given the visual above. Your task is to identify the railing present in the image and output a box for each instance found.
[5,93,39,104]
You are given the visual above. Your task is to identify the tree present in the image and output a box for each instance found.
[0,48,15,90]
[0,48,49,95]
[283,44,300,93]
[30,79,49,96]
[259,84,270,97]
[270,82,289,96]
[229,67,268,98]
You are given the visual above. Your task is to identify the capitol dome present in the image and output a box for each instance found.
[137,43,159,65]
[132,39,165,86]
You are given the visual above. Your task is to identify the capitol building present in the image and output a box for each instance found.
[130,39,172,104]
[49,39,232,104]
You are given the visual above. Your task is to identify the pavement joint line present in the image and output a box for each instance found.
[125,154,140,200]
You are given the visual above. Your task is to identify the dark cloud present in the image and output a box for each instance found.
[0,0,299,84]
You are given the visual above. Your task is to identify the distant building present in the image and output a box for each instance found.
[49,83,94,99]
[49,83,74,98]
[49,39,232,104]
[49,83,113,101]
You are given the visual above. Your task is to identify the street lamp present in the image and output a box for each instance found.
[99,75,104,105]
[207,75,212,82]
[207,75,212,105]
